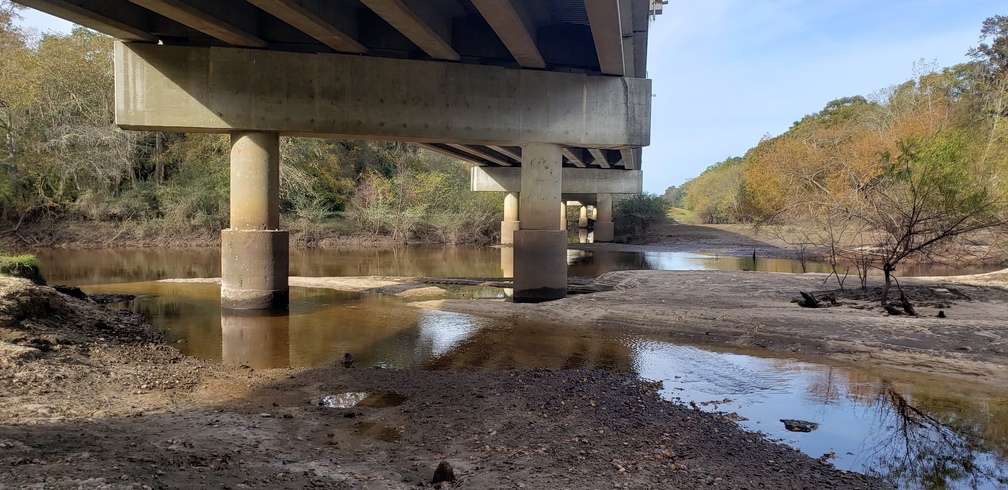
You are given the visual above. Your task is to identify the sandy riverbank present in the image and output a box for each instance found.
[0,276,888,489]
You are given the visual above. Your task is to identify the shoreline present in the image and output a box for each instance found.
[0,276,889,488]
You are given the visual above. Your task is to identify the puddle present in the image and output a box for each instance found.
[314,393,369,409]
[313,392,409,409]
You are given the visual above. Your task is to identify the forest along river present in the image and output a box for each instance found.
[35,246,1008,489]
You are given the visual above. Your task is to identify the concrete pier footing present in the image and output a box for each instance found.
[515,143,566,302]
[221,131,289,310]
[513,230,567,302]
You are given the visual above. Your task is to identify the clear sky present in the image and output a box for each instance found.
[14,1,1008,194]
[645,0,1006,193]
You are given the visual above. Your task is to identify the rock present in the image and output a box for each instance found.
[432,460,455,484]
[780,419,819,432]
[52,285,88,301]
[89,293,136,304]
[341,352,354,368]
[937,310,946,318]
[0,342,43,364]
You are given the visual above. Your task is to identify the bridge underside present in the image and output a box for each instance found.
[19,0,660,308]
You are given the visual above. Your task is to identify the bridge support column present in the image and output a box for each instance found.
[594,193,615,242]
[221,131,289,310]
[559,202,568,230]
[501,192,520,245]
[578,206,589,228]
[514,143,567,303]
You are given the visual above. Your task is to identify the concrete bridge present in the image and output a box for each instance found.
[16,0,662,307]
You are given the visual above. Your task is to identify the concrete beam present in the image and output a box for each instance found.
[620,148,638,170]
[619,0,635,77]
[14,0,158,41]
[127,0,266,47]
[359,0,460,61]
[584,0,625,75]
[562,148,587,168]
[472,0,545,69]
[488,145,522,161]
[472,166,642,194]
[447,144,514,167]
[115,42,652,148]
[246,0,366,53]
[588,148,610,168]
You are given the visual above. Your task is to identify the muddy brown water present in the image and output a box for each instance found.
[33,246,1008,489]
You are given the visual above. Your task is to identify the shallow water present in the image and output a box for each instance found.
[35,245,1003,286]
[43,247,1008,489]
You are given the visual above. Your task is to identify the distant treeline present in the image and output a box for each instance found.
[0,3,501,245]
[667,16,1008,229]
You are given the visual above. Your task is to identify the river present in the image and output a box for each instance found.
[34,245,1008,489]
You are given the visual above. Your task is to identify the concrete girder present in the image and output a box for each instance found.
[619,0,635,77]
[358,0,460,61]
[13,0,158,41]
[588,148,610,168]
[471,167,642,194]
[488,145,523,161]
[584,0,625,75]
[471,0,545,69]
[114,42,652,148]
[562,148,587,168]
[620,148,638,170]
[446,144,515,167]
[126,0,266,47]
[245,0,367,54]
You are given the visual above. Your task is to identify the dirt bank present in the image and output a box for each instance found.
[0,277,887,489]
[418,269,1008,388]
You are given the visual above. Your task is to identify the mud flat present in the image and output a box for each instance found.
[418,269,1008,389]
[0,277,887,488]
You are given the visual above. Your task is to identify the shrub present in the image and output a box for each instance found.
[0,254,46,285]
[614,193,668,239]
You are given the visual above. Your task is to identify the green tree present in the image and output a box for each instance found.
[614,192,667,239]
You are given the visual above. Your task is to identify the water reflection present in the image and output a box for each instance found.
[631,340,1008,489]
[36,246,1003,287]
[221,310,290,369]
[865,388,1008,489]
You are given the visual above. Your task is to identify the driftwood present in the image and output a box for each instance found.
[899,293,918,317]
[798,291,820,308]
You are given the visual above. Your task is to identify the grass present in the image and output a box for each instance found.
[0,254,45,284]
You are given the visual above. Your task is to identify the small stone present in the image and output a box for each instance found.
[432,460,455,484]
[780,419,819,432]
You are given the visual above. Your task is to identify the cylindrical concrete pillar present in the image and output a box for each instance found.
[578,206,588,228]
[501,192,520,245]
[559,202,567,231]
[514,143,567,303]
[222,131,289,310]
[594,193,615,242]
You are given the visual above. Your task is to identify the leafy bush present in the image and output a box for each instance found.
[614,193,668,239]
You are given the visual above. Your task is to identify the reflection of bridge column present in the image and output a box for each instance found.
[514,143,567,303]
[500,244,514,279]
[221,310,291,369]
[501,192,520,245]
[221,132,289,310]
[594,193,615,242]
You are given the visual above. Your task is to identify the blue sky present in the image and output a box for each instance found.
[645,0,1006,193]
[14,1,1007,193]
